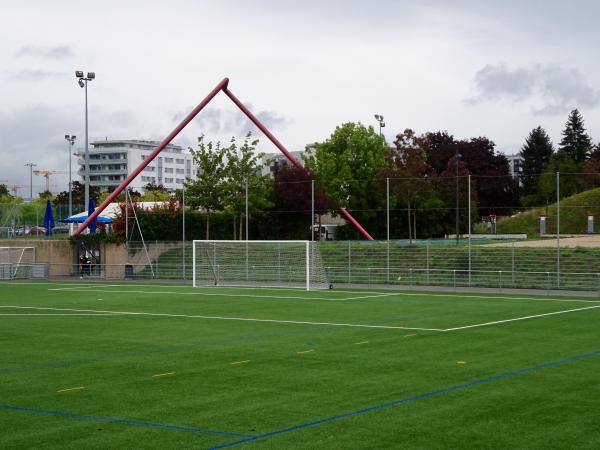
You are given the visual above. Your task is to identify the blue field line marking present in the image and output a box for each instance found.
[0,404,255,438]
[208,349,600,449]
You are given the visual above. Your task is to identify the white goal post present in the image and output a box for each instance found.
[0,246,36,279]
[192,240,330,290]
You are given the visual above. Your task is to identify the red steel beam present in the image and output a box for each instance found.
[74,77,230,235]
[75,77,375,240]
[223,87,375,240]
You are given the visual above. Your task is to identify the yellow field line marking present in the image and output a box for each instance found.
[297,349,315,354]
[353,341,369,345]
[152,371,176,378]
[403,333,417,338]
[57,386,86,393]
[456,361,467,365]
[230,360,250,365]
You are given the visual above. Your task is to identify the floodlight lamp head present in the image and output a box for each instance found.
[75,71,84,78]
[381,122,385,128]
[87,72,95,79]
[374,114,381,121]
[78,79,85,88]
[65,134,70,139]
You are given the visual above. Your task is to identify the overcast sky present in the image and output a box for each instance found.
[1,0,599,195]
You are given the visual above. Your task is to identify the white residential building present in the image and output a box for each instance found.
[77,139,197,192]
[260,145,315,177]
[505,153,523,179]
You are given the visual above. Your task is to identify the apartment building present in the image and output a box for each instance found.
[78,139,197,192]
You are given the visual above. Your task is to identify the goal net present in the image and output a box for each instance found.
[192,240,330,290]
[0,246,36,279]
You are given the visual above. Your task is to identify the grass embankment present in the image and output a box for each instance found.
[497,188,600,236]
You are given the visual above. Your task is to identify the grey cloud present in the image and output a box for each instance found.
[15,45,73,59]
[7,69,64,81]
[466,64,600,115]
[172,105,291,137]
[0,105,139,195]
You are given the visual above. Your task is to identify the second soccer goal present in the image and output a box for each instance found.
[192,240,330,290]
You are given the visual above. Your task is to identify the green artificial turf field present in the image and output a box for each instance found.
[0,282,599,449]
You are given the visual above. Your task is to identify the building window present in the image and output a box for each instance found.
[164,167,173,173]
[176,178,184,184]
[176,168,184,174]
[165,157,173,163]
[164,177,174,183]
[176,158,184,164]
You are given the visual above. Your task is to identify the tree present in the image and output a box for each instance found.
[53,181,100,207]
[272,163,331,239]
[0,184,11,198]
[421,132,515,218]
[224,133,272,239]
[519,126,554,196]
[142,181,169,193]
[303,122,388,236]
[376,129,428,242]
[558,109,593,164]
[185,135,231,239]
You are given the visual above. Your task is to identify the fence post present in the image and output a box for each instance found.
[453,269,456,288]
[511,242,515,288]
[426,241,430,285]
[368,267,371,288]
[499,270,503,290]
[348,241,351,284]
[409,268,413,288]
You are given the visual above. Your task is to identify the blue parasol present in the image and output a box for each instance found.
[43,200,55,236]
[88,198,97,234]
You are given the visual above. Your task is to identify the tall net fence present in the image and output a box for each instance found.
[20,240,598,292]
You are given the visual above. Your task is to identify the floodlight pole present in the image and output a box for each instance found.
[455,147,461,244]
[245,179,249,240]
[182,183,186,280]
[311,179,315,241]
[25,163,36,200]
[65,135,76,218]
[557,171,560,288]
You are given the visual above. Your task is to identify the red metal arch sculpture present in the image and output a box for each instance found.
[74,78,374,240]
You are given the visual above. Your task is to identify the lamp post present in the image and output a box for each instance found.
[24,163,37,200]
[64,135,76,218]
[374,114,385,136]
[75,70,95,212]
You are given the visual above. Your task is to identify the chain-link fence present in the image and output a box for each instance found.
[11,240,595,292]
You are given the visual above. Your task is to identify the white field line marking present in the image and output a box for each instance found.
[0,313,126,316]
[337,293,398,301]
[0,305,443,332]
[57,386,86,393]
[7,281,597,304]
[47,287,364,302]
[443,305,600,332]
[385,291,600,304]
[48,286,600,305]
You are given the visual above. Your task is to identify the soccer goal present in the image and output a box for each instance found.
[0,246,36,279]
[192,240,330,290]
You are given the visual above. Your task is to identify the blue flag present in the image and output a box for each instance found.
[88,198,97,234]
[43,200,55,236]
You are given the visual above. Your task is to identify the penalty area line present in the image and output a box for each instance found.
[0,305,443,332]
[47,287,374,302]
[443,304,600,332]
